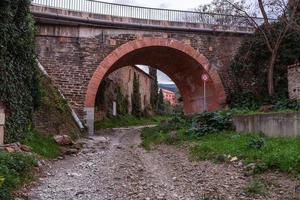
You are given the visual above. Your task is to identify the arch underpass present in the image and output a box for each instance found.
[84,38,226,133]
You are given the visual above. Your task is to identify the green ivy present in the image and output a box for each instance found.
[0,0,40,143]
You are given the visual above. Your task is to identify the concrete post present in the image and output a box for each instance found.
[113,101,117,116]
[84,107,95,135]
[0,104,5,145]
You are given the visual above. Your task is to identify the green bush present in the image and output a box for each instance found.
[273,99,300,111]
[247,136,266,149]
[0,152,37,200]
[188,111,233,136]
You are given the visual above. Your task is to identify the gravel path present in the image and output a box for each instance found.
[27,127,298,200]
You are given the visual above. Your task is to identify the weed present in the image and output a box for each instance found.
[244,179,268,197]
[201,195,224,200]
[0,152,37,200]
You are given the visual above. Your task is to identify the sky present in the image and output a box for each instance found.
[103,0,212,10]
[137,65,174,84]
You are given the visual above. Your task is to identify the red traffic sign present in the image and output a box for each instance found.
[201,73,209,82]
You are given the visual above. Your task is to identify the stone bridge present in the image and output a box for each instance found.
[31,0,259,134]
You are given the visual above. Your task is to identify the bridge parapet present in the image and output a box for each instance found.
[31,0,264,33]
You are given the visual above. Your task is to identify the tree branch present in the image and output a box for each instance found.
[223,0,273,52]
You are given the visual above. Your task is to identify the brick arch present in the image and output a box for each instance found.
[85,37,226,111]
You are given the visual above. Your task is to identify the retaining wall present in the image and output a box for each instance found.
[233,112,300,137]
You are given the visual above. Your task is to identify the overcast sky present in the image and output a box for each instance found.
[104,0,212,10]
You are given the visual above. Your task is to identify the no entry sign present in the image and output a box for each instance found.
[201,73,209,82]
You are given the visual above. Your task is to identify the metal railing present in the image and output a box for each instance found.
[31,0,265,29]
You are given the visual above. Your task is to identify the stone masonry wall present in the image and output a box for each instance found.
[288,63,300,100]
[99,66,153,116]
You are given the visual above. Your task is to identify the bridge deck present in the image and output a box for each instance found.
[31,0,263,34]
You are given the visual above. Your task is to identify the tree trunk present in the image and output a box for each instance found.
[267,51,277,96]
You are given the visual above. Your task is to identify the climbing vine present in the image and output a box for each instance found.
[0,0,41,142]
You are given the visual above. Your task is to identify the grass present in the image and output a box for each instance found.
[189,132,300,174]
[141,126,300,175]
[141,126,188,150]
[141,126,170,150]
[0,152,37,200]
[23,129,60,159]
[94,115,170,129]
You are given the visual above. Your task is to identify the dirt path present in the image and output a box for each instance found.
[27,127,298,200]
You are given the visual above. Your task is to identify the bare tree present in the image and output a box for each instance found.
[194,0,257,27]
[224,0,299,96]
[287,0,300,34]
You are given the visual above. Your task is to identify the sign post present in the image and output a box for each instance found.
[201,74,209,112]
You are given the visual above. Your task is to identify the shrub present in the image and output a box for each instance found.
[0,152,37,200]
[188,111,233,136]
[247,136,266,149]
[273,99,300,111]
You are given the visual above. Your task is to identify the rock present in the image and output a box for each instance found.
[294,185,300,199]
[20,144,32,152]
[5,146,16,153]
[54,135,73,146]
[37,160,46,167]
[215,154,227,163]
[72,142,83,150]
[230,156,238,162]
[75,191,85,196]
[245,163,256,170]
[59,146,78,155]
[0,142,22,152]
[95,136,109,144]
[258,105,273,113]
[169,131,177,140]
[67,172,81,177]
[66,148,79,155]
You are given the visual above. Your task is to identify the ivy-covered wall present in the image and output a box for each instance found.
[0,0,40,143]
